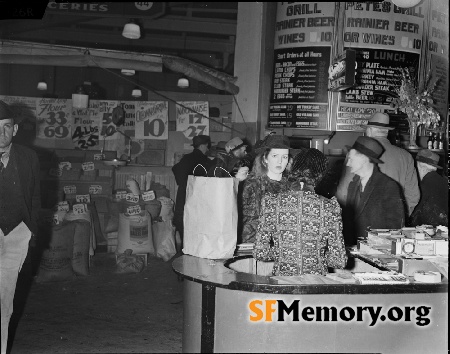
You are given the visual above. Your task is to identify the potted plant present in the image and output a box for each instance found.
[390,68,441,149]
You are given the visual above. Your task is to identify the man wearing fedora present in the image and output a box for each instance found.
[410,150,448,227]
[0,100,41,354]
[208,137,250,177]
[172,135,213,245]
[343,136,405,246]
[337,112,419,217]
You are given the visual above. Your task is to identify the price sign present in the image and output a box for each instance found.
[48,168,63,177]
[63,185,77,194]
[76,194,91,203]
[135,101,168,140]
[36,98,71,140]
[82,162,95,171]
[57,201,70,212]
[115,190,128,200]
[58,161,72,170]
[73,203,88,214]
[98,100,119,140]
[126,205,142,216]
[125,193,140,203]
[176,101,209,139]
[89,185,103,194]
[93,154,104,160]
[142,190,155,201]
[71,101,101,150]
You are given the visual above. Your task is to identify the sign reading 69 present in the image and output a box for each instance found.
[36,98,71,140]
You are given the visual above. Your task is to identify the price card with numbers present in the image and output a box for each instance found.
[176,101,209,139]
[71,101,101,150]
[56,201,70,212]
[36,98,72,141]
[126,205,142,216]
[49,168,63,177]
[76,194,91,203]
[73,203,88,214]
[63,185,77,194]
[93,153,105,161]
[97,100,119,140]
[125,193,140,203]
[135,101,168,140]
[89,185,103,195]
[142,190,155,201]
[81,162,95,171]
[58,161,72,170]
[115,190,128,200]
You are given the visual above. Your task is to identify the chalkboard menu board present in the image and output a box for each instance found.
[269,46,330,129]
[340,48,420,105]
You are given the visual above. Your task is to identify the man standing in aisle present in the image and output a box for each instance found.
[343,136,405,246]
[337,112,420,217]
[172,135,213,246]
[410,149,448,227]
[0,100,41,354]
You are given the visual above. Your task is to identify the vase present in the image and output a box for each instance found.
[407,119,420,149]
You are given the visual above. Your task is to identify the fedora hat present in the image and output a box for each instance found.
[361,112,394,130]
[226,137,247,152]
[0,100,23,123]
[346,136,384,164]
[254,134,290,155]
[416,149,442,169]
[191,135,211,148]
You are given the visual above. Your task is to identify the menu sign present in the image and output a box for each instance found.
[340,48,420,106]
[269,46,330,129]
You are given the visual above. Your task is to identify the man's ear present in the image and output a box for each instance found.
[13,124,19,136]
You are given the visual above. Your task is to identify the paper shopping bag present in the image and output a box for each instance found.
[183,174,239,259]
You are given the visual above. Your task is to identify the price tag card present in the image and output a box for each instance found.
[58,161,72,170]
[63,185,77,194]
[76,194,91,203]
[82,162,95,171]
[73,203,88,214]
[135,101,169,140]
[142,190,155,201]
[36,98,72,141]
[176,101,209,139]
[125,193,140,203]
[49,168,63,177]
[126,205,142,216]
[115,190,128,200]
[93,153,105,161]
[56,201,70,212]
[89,185,103,194]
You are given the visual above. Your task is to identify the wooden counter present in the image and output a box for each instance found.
[172,255,448,353]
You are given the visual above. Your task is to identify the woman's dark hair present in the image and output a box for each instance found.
[288,148,328,188]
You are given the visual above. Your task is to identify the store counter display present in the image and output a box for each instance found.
[172,249,448,353]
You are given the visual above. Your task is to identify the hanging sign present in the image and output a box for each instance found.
[176,101,209,139]
[71,100,101,150]
[35,98,71,140]
[328,49,356,91]
[97,100,119,140]
[135,101,168,140]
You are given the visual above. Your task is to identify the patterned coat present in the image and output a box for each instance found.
[241,173,289,243]
[253,190,347,276]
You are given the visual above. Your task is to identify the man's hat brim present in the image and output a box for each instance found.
[345,144,384,164]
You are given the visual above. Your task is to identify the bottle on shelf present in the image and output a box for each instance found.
[395,130,401,147]
[427,132,433,150]
[438,133,444,150]
[432,133,439,150]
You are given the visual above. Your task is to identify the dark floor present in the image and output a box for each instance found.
[8,251,184,354]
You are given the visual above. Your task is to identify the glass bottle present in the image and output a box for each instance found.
[432,133,439,150]
[427,132,433,149]
[438,133,444,150]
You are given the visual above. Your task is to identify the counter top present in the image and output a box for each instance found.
[172,255,448,295]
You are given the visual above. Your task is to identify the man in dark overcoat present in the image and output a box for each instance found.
[1,100,41,354]
[172,135,213,244]
[410,149,448,227]
[343,136,405,246]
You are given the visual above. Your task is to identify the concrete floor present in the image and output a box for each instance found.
[7,252,184,354]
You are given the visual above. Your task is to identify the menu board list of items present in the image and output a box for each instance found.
[269,46,330,129]
[340,48,420,106]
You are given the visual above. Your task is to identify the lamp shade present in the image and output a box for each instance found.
[131,88,142,98]
[121,69,135,76]
[391,0,422,8]
[177,77,189,88]
[72,93,89,109]
[122,22,140,39]
[37,81,47,90]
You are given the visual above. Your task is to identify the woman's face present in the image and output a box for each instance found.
[264,148,289,180]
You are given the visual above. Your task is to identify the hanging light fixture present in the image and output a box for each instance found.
[391,0,422,8]
[122,20,141,39]
[72,85,89,109]
[177,76,190,88]
[132,87,142,98]
[121,69,135,76]
[37,80,47,91]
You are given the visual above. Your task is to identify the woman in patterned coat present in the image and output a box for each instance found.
[253,148,347,276]
[241,135,291,243]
